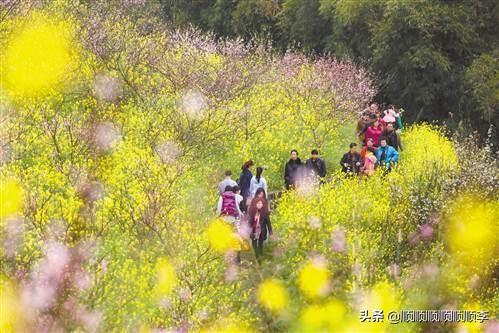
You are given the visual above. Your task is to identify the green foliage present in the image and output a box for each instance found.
[466,50,499,123]
[231,0,278,40]
[278,0,331,52]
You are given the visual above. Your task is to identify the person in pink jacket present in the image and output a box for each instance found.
[365,119,383,147]
[362,150,377,177]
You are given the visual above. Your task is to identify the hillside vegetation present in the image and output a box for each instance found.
[0,2,497,332]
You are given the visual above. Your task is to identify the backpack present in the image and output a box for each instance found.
[221,192,237,217]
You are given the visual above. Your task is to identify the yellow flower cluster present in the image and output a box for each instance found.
[354,281,401,333]
[206,219,240,253]
[297,259,331,299]
[0,277,24,333]
[400,124,458,179]
[257,278,289,313]
[0,178,23,222]
[300,300,347,332]
[154,257,177,296]
[1,12,77,98]
[199,321,254,333]
[445,194,498,272]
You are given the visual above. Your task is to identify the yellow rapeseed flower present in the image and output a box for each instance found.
[1,12,76,97]
[154,257,177,296]
[199,321,254,333]
[300,300,346,332]
[300,304,324,330]
[446,195,498,271]
[207,219,238,253]
[0,178,23,222]
[401,124,458,177]
[357,281,401,333]
[297,259,331,299]
[0,277,24,332]
[456,302,486,333]
[257,279,288,313]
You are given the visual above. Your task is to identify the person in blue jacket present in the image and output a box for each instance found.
[376,137,399,171]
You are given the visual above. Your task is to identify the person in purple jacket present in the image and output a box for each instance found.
[217,185,242,223]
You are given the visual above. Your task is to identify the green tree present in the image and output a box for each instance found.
[206,0,236,38]
[277,0,331,53]
[231,0,279,41]
[160,0,212,28]
[319,0,381,60]
[466,51,499,127]
[371,1,480,122]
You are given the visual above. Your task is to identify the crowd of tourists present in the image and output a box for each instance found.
[216,102,404,260]
[216,163,272,261]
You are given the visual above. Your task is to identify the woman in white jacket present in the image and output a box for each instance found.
[249,166,268,199]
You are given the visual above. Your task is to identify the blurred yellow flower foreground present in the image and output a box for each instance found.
[1,12,76,97]
[257,279,289,313]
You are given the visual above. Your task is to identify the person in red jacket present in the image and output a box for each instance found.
[365,118,383,147]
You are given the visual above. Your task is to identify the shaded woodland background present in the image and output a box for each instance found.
[159,0,499,137]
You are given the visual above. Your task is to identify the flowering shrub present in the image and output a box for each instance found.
[400,124,458,178]
[447,132,499,199]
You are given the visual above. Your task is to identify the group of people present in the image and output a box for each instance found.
[284,149,327,189]
[216,102,405,260]
[352,102,403,175]
[283,103,403,186]
[216,163,272,260]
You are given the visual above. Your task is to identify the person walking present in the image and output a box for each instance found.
[248,197,273,259]
[361,138,377,160]
[238,160,254,201]
[254,187,267,200]
[218,170,238,196]
[362,151,377,177]
[252,187,271,213]
[376,137,399,171]
[357,113,370,144]
[305,149,327,183]
[284,150,303,189]
[232,185,245,215]
[249,166,268,199]
[381,122,403,151]
[217,185,240,223]
[365,118,383,147]
[340,143,363,175]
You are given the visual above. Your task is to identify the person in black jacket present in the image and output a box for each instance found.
[340,143,363,175]
[248,197,272,259]
[381,122,403,151]
[238,160,254,201]
[305,149,327,184]
[284,149,303,189]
